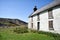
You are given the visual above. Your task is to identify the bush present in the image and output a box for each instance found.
[30,29,38,33]
[38,31,60,40]
[30,30,60,40]
[0,34,2,40]
[14,26,28,34]
[0,35,1,37]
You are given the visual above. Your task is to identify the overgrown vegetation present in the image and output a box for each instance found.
[14,25,28,33]
[0,27,60,40]
[0,34,2,40]
[30,29,60,40]
[0,28,55,40]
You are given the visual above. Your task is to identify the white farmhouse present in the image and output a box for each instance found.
[28,0,60,33]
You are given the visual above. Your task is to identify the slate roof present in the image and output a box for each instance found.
[29,0,60,17]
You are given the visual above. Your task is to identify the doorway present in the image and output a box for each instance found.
[37,22,40,30]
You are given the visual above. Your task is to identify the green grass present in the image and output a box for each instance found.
[0,28,56,40]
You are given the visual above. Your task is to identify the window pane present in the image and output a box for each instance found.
[49,21,54,30]
[48,9,53,19]
[31,23,33,28]
[37,14,40,21]
[31,17,33,22]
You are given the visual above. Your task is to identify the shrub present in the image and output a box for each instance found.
[14,26,28,34]
[0,34,2,40]
[30,29,38,33]
[30,30,60,40]
[0,35,1,37]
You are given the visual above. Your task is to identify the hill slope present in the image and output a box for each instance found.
[0,18,27,27]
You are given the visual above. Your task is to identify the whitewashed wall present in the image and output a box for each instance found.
[28,18,32,29]
[40,11,49,31]
[33,16,37,30]
[53,7,60,33]
[28,11,49,31]
[28,16,38,30]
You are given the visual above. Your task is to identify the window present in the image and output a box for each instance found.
[31,17,33,22]
[31,23,33,28]
[37,22,40,30]
[48,9,54,19]
[49,21,54,30]
[37,14,40,21]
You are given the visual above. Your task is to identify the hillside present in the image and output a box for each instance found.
[0,18,28,27]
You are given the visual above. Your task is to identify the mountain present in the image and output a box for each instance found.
[0,18,28,27]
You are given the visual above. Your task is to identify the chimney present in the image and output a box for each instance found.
[33,6,37,12]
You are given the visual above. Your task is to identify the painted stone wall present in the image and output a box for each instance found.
[53,7,60,33]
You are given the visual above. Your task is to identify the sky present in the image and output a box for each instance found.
[0,0,54,22]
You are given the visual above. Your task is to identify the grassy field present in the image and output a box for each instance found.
[0,28,56,40]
